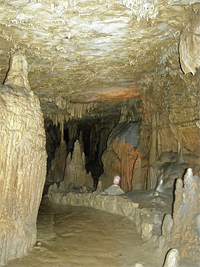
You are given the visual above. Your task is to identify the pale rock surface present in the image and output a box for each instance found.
[4,51,31,91]
[132,263,145,267]
[162,214,173,237]
[163,248,180,267]
[0,52,46,266]
[140,68,200,188]
[157,168,200,263]
[104,185,125,196]
[179,13,200,74]
[149,151,188,190]
[171,168,200,261]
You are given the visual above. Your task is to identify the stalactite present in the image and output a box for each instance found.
[149,113,157,165]
[177,141,183,163]
[60,116,64,142]
[147,113,158,189]
[44,102,98,123]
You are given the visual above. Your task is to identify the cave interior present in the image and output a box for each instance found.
[0,0,200,266]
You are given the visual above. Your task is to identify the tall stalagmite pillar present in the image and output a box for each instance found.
[0,52,47,265]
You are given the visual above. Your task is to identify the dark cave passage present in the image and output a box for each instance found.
[44,115,120,192]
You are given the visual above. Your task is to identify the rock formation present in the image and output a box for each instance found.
[46,140,67,184]
[171,168,200,261]
[163,249,180,267]
[0,52,46,265]
[148,151,188,190]
[99,122,141,192]
[45,122,61,174]
[103,176,125,196]
[139,62,200,188]
[157,168,200,263]
[59,140,93,192]
[179,12,200,75]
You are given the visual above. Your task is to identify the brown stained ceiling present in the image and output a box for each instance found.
[0,0,198,119]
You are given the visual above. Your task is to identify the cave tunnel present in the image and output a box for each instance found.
[0,1,200,267]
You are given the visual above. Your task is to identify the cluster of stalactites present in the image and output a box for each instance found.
[45,102,98,125]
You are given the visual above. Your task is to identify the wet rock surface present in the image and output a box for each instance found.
[6,200,165,267]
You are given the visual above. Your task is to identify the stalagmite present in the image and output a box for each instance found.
[171,168,200,261]
[0,52,46,266]
[163,249,180,267]
[61,140,93,191]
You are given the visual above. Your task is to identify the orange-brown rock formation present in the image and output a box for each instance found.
[100,122,142,192]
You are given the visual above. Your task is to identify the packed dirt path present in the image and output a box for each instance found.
[6,199,166,267]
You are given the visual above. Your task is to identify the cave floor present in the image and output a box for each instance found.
[6,199,167,267]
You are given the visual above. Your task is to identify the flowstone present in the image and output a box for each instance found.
[0,52,46,266]
[99,122,141,192]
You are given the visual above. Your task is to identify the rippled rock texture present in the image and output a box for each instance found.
[100,122,141,192]
[0,53,46,266]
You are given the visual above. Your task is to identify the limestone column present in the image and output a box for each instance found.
[0,52,47,265]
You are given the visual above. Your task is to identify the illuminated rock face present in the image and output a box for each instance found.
[100,122,141,192]
[179,13,200,75]
[171,169,200,261]
[139,69,200,188]
[0,53,46,266]
[158,169,200,263]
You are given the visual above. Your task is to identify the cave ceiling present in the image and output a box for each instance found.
[0,0,198,121]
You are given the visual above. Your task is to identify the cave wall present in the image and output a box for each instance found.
[138,12,200,189]
[0,53,46,265]
[139,68,200,189]
[99,11,200,191]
